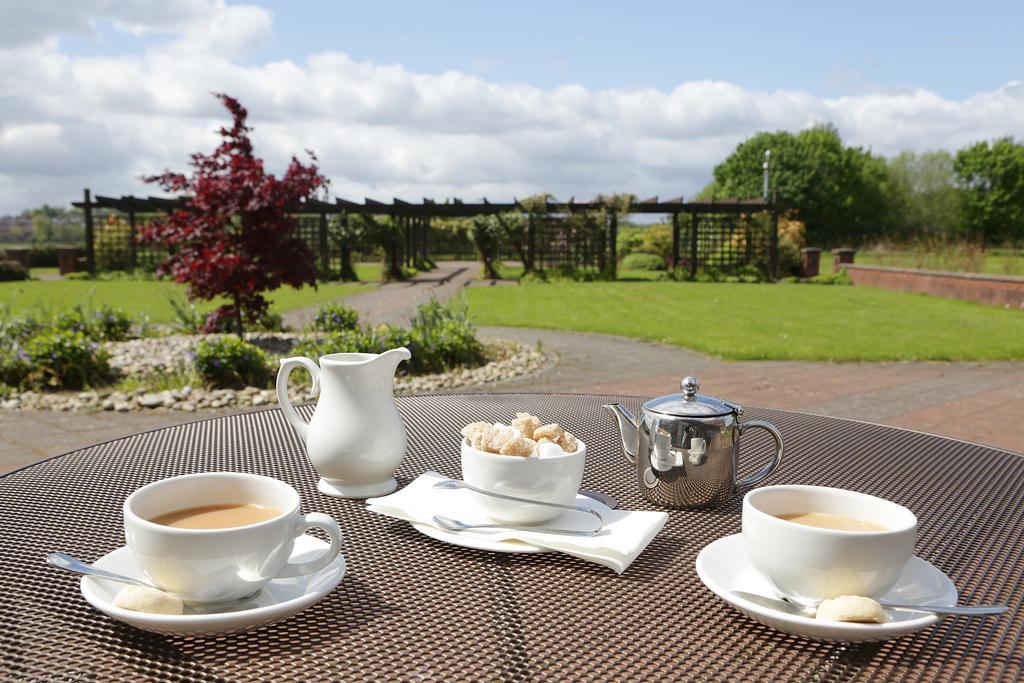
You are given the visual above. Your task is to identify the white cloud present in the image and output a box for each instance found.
[0,2,1022,213]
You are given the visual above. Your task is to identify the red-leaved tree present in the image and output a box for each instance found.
[143,94,327,335]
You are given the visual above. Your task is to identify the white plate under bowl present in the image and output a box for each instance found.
[409,483,549,553]
[412,521,547,554]
[695,534,957,643]
[80,535,346,637]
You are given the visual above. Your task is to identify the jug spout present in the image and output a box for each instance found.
[602,403,639,465]
[377,346,412,372]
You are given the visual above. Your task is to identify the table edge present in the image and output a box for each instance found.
[2,393,1020,480]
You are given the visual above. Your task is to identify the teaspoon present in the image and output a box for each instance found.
[432,514,601,537]
[732,591,1008,617]
[47,552,158,589]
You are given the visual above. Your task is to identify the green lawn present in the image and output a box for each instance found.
[857,249,1024,276]
[1,278,373,323]
[466,281,1024,361]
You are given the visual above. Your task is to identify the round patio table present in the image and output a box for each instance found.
[0,393,1021,681]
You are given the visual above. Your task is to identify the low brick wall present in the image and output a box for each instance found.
[845,264,1024,309]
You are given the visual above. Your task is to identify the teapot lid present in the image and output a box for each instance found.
[643,376,740,418]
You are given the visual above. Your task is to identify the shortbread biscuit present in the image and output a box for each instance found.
[512,413,541,439]
[533,423,563,442]
[114,586,184,615]
[816,595,886,623]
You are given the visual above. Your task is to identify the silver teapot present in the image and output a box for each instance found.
[604,376,783,509]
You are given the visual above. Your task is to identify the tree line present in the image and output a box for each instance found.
[704,125,1024,248]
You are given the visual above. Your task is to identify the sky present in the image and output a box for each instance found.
[0,0,1022,214]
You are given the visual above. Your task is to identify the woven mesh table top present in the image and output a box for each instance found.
[1,394,1022,681]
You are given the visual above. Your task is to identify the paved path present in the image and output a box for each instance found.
[283,261,481,329]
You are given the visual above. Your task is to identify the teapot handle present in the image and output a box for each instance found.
[735,420,784,488]
[276,357,322,443]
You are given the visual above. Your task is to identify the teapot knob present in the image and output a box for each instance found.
[681,376,700,399]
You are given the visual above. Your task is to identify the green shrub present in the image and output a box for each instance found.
[0,351,29,390]
[20,331,114,390]
[311,303,360,332]
[807,269,853,285]
[290,329,365,359]
[291,299,485,376]
[251,310,286,332]
[53,304,133,341]
[29,245,59,268]
[621,253,666,271]
[193,337,271,389]
[0,311,44,345]
[90,305,133,341]
[694,266,770,283]
[406,298,486,374]
[167,293,205,334]
[0,260,28,281]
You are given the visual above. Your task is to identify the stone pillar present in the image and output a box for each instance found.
[831,247,856,273]
[800,247,821,278]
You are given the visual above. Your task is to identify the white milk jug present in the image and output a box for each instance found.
[276,348,411,498]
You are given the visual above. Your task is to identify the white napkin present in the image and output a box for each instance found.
[366,471,668,573]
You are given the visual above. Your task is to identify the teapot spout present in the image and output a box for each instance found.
[602,403,639,465]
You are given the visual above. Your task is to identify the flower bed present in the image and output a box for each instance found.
[0,299,546,411]
[0,339,545,412]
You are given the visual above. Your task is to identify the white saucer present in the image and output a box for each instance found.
[80,535,346,637]
[695,534,958,643]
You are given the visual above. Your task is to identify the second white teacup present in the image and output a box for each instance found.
[124,472,343,604]
[460,438,586,525]
[742,485,917,603]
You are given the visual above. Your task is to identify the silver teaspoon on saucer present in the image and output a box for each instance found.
[731,591,1008,617]
[48,552,262,612]
[48,552,159,589]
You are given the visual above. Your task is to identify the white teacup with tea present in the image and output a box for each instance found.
[123,472,342,604]
[742,485,917,603]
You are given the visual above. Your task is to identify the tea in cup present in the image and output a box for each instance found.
[742,485,917,603]
[123,472,343,604]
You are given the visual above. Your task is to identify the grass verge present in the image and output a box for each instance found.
[1,279,373,324]
[466,281,1024,361]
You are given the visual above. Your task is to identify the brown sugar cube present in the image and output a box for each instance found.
[468,430,488,451]
[475,423,516,453]
[461,421,491,440]
[499,435,537,457]
[533,423,563,443]
[512,413,541,439]
[558,431,579,453]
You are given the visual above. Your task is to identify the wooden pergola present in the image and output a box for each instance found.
[74,189,777,278]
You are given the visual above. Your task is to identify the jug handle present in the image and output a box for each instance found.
[735,420,784,488]
[276,357,322,443]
